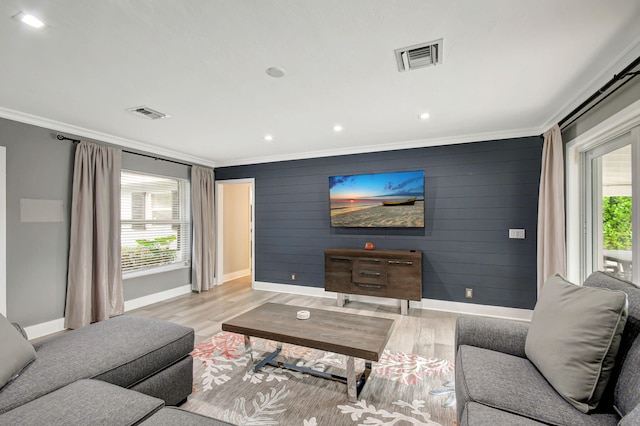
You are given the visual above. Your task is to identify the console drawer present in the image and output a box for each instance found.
[351,280,388,297]
[352,268,387,286]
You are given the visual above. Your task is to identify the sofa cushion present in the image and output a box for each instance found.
[0,315,194,414]
[0,379,163,426]
[143,407,234,425]
[525,274,628,413]
[456,345,619,425]
[0,314,36,390]
[583,271,640,417]
[460,402,547,426]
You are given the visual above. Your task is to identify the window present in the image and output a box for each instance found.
[121,171,191,276]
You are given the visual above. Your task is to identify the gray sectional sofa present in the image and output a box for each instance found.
[0,315,232,425]
[455,271,640,425]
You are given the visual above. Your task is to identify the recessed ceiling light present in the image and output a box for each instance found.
[264,134,274,142]
[266,67,285,78]
[333,125,343,132]
[13,11,45,29]
[418,112,430,120]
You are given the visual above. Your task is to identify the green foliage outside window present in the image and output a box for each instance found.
[602,196,632,250]
[122,235,178,271]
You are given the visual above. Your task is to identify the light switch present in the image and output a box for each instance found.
[509,229,525,239]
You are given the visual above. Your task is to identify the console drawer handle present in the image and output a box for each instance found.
[330,257,351,262]
[360,259,381,264]
[357,284,382,289]
[359,271,381,277]
[388,260,413,265]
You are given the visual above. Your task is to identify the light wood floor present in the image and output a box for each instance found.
[128,276,459,361]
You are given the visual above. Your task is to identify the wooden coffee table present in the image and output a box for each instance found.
[221,303,394,402]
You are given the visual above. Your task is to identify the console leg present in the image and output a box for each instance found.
[337,293,346,307]
[400,300,409,315]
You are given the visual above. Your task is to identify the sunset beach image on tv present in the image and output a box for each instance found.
[329,170,425,228]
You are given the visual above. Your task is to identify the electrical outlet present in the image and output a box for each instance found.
[465,288,473,299]
[291,273,296,280]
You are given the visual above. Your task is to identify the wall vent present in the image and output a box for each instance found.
[127,106,169,120]
[395,39,443,72]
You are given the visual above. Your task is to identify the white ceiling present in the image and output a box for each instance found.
[1,1,640,167]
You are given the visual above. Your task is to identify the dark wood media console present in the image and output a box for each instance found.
[324,248,422,315]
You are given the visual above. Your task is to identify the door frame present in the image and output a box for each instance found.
[1,147,6,316]
[566,98,640,284]
[215,178,255,287]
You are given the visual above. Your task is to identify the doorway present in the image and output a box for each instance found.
[215,178,255,286]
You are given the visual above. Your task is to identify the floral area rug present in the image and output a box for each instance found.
[182,332,456,426]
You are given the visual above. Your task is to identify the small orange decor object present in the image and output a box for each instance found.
[365,242,375,250]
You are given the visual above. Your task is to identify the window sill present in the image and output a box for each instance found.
[123,263,190,280]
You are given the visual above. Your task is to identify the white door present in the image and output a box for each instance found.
[585,128,639,284]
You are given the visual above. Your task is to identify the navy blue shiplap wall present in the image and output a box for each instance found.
[216,136,543,309]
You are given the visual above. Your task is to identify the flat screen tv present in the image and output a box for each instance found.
[329,170,425,228]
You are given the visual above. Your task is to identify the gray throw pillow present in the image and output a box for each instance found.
[0,313,37,389]
[525,275,628,413]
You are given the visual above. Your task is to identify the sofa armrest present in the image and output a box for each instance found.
[12,323,28,340]
[455,316,529,358]
[620,404,640,426]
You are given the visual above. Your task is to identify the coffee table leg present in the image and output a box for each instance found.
[252,342,283,373]
[346,356,357,402]
[348,360,373,402]
[244,335,254,370]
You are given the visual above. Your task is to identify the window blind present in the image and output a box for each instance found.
[121,170,191,274]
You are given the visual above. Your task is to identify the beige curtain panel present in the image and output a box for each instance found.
[537,124,566,293]
[65,141,123,329]
[192,165,215,292]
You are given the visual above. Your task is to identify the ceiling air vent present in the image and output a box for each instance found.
[395,39,443,72]
[127,106,169,120]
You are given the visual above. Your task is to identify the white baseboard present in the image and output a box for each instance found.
[24,318,66,340]
[253,281,532,321]
[124,284,192,311]
[222,269,251,283]
[253,281,330,297]
[25,284,193,340]
[420,299,532,322]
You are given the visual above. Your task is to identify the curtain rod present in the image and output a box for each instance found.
[558,55,640,129]
[56,135,192,168]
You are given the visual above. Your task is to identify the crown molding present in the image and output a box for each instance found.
[215,126,541,167]
[0,107,216,168]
